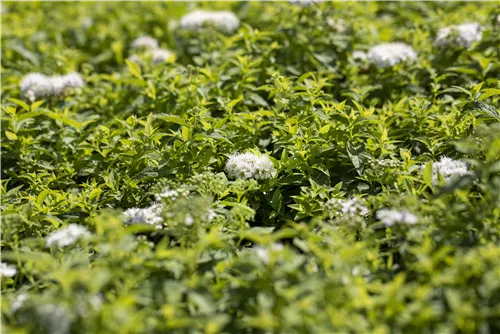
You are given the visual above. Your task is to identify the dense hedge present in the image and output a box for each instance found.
[2,1,500,333]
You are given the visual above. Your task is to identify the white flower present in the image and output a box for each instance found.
[149,48,173,65]
[289,0,323,6]
[1,262,17,277]
[326,198,369,218]
[180,10,240,33]
[49,75,67,96]
[352,51,367,61]
[376,209,418,227]
[367,43,417,69]
[46,224,90,248]
[430,157,470,185]
[435,22,483,48]
[123,203,164,228]
[12,293,28,311]
[20,72,85,100]
[184,214,194,226]
[20,73,53,99]
[155,188,179,201]
[225,152,276,180]
[62,72,85,89]
[131,35,159,50]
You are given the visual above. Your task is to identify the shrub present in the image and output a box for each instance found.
[2,2,500,333]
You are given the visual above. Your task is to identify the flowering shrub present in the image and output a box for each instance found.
[1,2,500,333]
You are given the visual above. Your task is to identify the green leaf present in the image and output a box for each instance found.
[182,126,190,141]
[5,131,18,140]
[270,188,283,212]
[346,143,364,175]
[439,86,472,98]
[319,124,330,134]
[423,162,433,186]
[155,114,187,126]
[45,112,82,130]
[16,111,45,121]
[8,98,30,111]
[37,189,50,206]
[479,89,500,101]
[30,100,45,111]
[463,101,499,119]
[125,59,142,79]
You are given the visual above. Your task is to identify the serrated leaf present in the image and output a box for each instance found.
[464,101,499,119]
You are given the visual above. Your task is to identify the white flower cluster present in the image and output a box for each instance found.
[326,198,369,218]
[123,202,164,228]
[156,188,178,201]
[289,0,323,7]
[125,186,218,228]
[1,262,17,277]
[46,224,90,248]
[180,10,240,33]
[128,35,173,65]
[130,35,159,50]
[225,152,276,180]
[435,22,483,48]
[376,209,417,227]
[150,48,174,65]
[20,72,85,100]
[352,51,368,61]
[430,157,470,185]
[367,43,417,69]
[154,187,189,201]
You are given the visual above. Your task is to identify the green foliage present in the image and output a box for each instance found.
[2,1,500,333]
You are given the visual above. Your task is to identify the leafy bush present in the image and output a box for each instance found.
[2,1,500,333]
